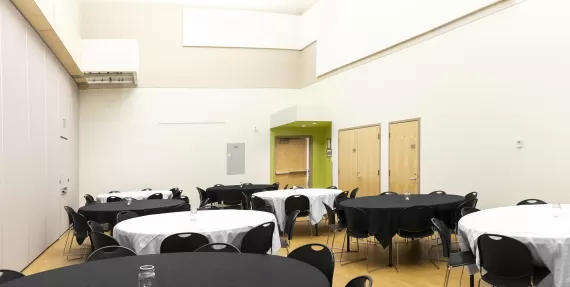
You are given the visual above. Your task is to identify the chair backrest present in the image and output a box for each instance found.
[349,188,359,199]
[241,192,251,210]
[477,234,534,279]
[87,220,104,233]
[429,190,446,195]
[195,243,241,253]
[91,232,120,250]
[198,205,220,210]
[431,218,452,258]
[288,244,334,286]
[251,196,266,210]
[345,208,369,238]
[179,195,190,204]
[107,196,122,203]
[0,270,25,284]
[460,198,478,209]
[345,275,373,287]
[517,199,547,206]
[271,182,280,190]
[465,191,478,200]
[197,187,208,206]
[87,246,136,262]
[380,192,397,196]
[70,211,89,244]
[214,184,224,187]
[170,187,182,198]
[160,232,210,253]
[461,207,480,217]
[243,183,253,186]
[322,203,336,226]
[142,188,152,191]
[398,206,435,232]
[121,197,137,202]
[147,193,163,200]
[334,192,349,209]
[63,206,75,226]
[326,186,338,189]
[109,191,120,194]
[173,203,191,212]
[285,195,310,214]
[84,194,95,205]
[284,210,301,240]
[256,205,275,214]
[283,184,289,190]
[241,222,276,254]
[117,211,139,223]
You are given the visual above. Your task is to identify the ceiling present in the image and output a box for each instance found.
[79,0,320,15]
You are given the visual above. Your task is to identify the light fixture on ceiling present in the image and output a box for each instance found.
[312,122,317,125]
[301,125,306,127]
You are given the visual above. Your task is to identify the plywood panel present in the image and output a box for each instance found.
[0,0,6,268]
[338,129,358,192]
[275,137,308,188]
[389,120,420,194]
[357,126,380,197]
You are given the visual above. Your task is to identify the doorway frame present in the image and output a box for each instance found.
[388,117,421,194]
[273,135,314,188]
[338,123,381,193]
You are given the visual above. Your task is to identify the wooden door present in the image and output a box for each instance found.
[357,126,380,197]
[389,120,420,193]
[338,129,358,192]
[275,137,310,188]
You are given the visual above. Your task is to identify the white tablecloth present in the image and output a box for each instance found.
[113,210,281,255]
[252,188,342,230]
[96,190,173,203]
[458,205,570,287]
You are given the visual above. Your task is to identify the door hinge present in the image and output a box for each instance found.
[389,170,391,176]
[378,170,379,175]
[377,133,380,139]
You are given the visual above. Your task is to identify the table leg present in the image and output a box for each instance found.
[470,275,474,287]
[388,243,393,267]
[315,224,319,236]
[346,233,351,252]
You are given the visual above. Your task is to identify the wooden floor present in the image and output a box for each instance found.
[24,221,487,287]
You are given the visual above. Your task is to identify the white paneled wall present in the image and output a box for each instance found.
[0,1,79,271]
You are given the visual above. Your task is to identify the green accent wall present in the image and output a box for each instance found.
[270,126,332,188]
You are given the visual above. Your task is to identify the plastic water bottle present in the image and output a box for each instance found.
[190,206,198,222]
[404,190,410,200]
[138,265,156,287]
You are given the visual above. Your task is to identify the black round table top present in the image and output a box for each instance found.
[340,194,465,210]
[4,253,330,287]
[78,199,184,225]
[206,184,275,202]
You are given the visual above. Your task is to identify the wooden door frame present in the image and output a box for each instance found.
[338,123,381,193]
[388,118,421,193]
[273,136,314,187]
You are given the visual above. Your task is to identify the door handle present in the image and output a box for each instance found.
[409,173,417,181]
[357,172,361,178]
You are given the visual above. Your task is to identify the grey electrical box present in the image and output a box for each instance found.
[227,143,245,175]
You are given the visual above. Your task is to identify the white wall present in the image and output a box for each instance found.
[0,1,79,271]
[81,39,139,72]
[79,88,299,206]
[301,0,570,209]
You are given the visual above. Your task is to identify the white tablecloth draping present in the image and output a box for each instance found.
[96,190,173,203]
[458,205,570,287]
[113,210,281,255]
[252,188,342,230]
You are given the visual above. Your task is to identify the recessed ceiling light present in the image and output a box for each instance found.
[312,122,317,125]
[301,125,306,127]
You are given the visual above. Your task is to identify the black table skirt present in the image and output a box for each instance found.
[206,184,274,202]
[78,199,184,225]
[341,194,465,247]
[3,253,329,287]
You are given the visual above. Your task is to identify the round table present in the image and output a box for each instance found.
[96,190,173,203]
[253,189,342,230]
[340,194,465,247]
[113,209,281,255]
[2,253,329,287]
[206,184,274,202]
[459,205,569,287]
[79,199,184,225]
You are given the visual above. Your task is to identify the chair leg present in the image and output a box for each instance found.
[62,229,72,256]
[444,266,451,287]
[428,236,440,269]
[340,233,347,263]
[459,266,465,287]
[395,239,400,272]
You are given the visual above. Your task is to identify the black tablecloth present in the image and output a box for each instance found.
[4,253,329,287]
[340,194,465,247]
[78,199,184,225]
[206,184,274,202]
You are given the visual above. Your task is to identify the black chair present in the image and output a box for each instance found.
[288,244,335,286]
[271,182,280,190]
[349,188,359,199]
[195,243,241,253]
[327,186,338,189]
[380,191,398,196]
[241,192,251,210]
[198,205,220,210]
[283,184,289,190]
[243,183,253,186]
[345,275,373,287]
[465,191,477,201]
[91,232,120,250]
[109,191,120,194]
[323,203,345,252]
[107,196,122,203]
[217,190,243,210]
[477,234,550,287]
[431,218,476,287]
[87,221,104,233]
[517,199,547,206]
[396,206,436,271]
[179,195,190,204]
[84,194,96,205]
[429,190,446,195]
[256,205,275,214]
[334,192,349,226]
[0,270,25,284]
[241,222,276,254]
[173,203,191,212]
[117,211,139,223]
[448,199,479,238]
[68,210,90,259]
[341,208,375,271]
[197,187,209,207]
[147,193,163,200]
[142,188,152,191]
[214,184,224,187]
[285,195,312,236]
[170,187,182,199]
[281,210,301,254]
[160,232,210,253]
[251,196,267,210]
[461,207,480,217]
[86,246,136,262]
